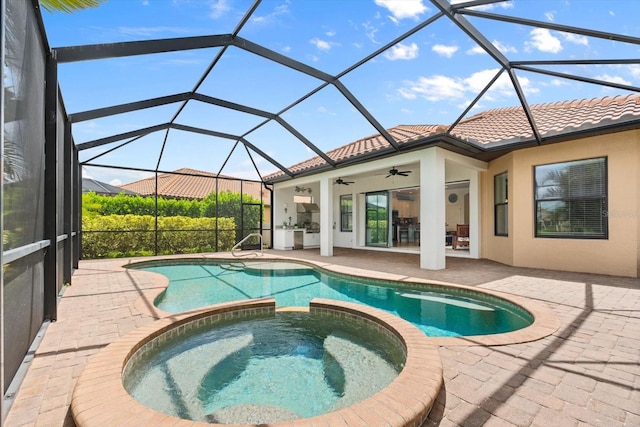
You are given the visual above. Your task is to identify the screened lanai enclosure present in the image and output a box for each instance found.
[2,0,640,420]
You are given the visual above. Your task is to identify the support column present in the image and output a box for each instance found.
[63,120,72,284]
[43,51,59,321]
[319,177,333,257]
[420,148,446,270]
[468,169,481,259]
[73,147,80,267]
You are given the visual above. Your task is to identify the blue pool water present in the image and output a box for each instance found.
[131,260,533,337]
[123,312,404,423]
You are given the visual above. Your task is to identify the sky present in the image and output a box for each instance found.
[40,0,640,186]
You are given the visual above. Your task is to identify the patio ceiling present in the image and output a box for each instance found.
[41,0,640,185]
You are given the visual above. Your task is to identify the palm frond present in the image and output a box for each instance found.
[39,0,106,13]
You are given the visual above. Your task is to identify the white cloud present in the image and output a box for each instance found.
[326,29,336,37]
[374,0,427,21]
[251,3,290,24]
[467,40,516,55]
[559,32,589,47]
[362,21,379,44]
[110,179,122,186]
[398,68,539,103]
[493,40,517,54]
[544,79,568,87]
[595,74,631,86]
[401,75,466,102]
[310,38,332,52]
[466,45,486,55]
[432,44,458,58]
[629,64,640,79]
[209,0,230,19]
[398,87,417,100]
[282,45,291,53]
[545,11,555,21]
[384,42,419,60]
[463,69,504,94]
[525,28,562,53]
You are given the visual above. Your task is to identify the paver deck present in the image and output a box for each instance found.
[4,248,639,427]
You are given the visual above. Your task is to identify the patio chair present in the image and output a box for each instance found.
[452,224,470,249]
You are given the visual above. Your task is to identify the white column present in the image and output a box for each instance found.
[468,169,481,259]
[351,191,358,248]
[420,148,446,270]
[319,177,333,256]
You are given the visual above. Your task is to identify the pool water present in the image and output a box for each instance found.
[123,312,404,423]
[134,260,533,337]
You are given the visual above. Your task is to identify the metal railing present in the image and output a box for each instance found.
[231,233,263,257]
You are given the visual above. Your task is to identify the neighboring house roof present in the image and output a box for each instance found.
[265,94,640,181]
[119,168,268,202]
[82,177,137,196]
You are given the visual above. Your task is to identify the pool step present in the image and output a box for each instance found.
[219,263,247,272]
[323,332,398,411]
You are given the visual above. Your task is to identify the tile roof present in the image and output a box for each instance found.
[451,93,640,145]
[82,177,137,196]
[119,168,268,202]
[278,124,447,176]
[266,94,640,180]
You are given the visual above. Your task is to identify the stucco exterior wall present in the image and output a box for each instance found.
[481,153,514,266]
[481,130,640,277]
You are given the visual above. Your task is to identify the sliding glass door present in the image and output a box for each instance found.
[365,191,389,247]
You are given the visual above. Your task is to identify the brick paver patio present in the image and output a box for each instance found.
[4,248,639,426]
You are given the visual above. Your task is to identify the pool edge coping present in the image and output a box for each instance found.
[126,253,561,347]
[71,297,443,427]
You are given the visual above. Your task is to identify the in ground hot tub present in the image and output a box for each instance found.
[71,298,443,426]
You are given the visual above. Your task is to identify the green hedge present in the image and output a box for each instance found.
[82,215,236,259]
[83,191,262,228]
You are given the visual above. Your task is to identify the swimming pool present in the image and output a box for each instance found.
[129,259,534,337]
[72,298,443,427]
[123,310,405,423]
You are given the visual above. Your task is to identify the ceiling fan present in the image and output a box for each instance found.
[386,167,411,178]
[334,177,355,185]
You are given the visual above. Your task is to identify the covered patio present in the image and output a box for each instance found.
[4,250,639,426]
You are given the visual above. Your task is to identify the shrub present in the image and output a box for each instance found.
[82,215,235,259]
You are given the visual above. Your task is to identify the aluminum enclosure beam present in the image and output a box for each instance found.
[76,123,170,150]
[69,93,191,123]
[54,34,233,63]
[460,9,640,46]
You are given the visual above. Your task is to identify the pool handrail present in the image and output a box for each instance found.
[231,232,263,257]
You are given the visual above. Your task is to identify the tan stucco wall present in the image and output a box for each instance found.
[481,130,640,277]
[481,153,514,266]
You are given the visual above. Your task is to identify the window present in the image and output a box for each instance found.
[534,157,607,239]
[494,172,508,236]
[340,195,353,232]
